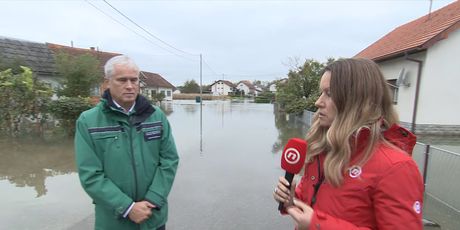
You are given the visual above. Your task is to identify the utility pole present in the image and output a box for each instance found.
[200,54,203,154]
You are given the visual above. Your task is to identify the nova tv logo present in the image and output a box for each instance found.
[284,148,300,164]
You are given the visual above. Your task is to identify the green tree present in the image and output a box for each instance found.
[55,52,102,97]
[151,92,165,103]
[0,67,53,137]
[276,59,332,114]
[181,79,200,93]
[48,97,92,137]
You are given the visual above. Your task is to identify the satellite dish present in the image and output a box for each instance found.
[396,68,410,87]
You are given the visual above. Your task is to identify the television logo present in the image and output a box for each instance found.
[284,148,300,164]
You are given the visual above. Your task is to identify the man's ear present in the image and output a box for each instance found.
[102,78,110,91]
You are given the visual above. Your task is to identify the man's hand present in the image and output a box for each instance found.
[128,201,156,224]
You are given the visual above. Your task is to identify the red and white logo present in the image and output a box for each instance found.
[284,148,300,165]
[413,201,421,214]
[349,165,362,178]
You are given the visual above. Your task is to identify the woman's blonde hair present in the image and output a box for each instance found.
[306,58,398,187]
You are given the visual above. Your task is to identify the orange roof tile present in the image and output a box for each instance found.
[47,43,121,73]
[355,0,460,61]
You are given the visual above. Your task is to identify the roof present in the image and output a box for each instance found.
[140,71,175,90]
[0,37,56,76]
[210,80,236,87]
[355,0,460,61]
[47,43,120,73]
[238,80,256,90]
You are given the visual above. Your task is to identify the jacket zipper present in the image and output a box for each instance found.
[128,125,139,201]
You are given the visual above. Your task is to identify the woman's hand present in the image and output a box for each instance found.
[286,199,314,230]
[273,176,292,204]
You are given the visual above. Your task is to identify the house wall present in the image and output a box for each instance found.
[237,83,250,95]
[269,84,277,92]
[143,87,173,101]
[419,29,460,125]
[379,29,460,134]
[211,81,233,95]
[379,52,426,125]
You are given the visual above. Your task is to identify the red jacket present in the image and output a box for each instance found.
[295,125,423,229]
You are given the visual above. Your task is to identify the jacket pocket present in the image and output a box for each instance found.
[92,133,119,154]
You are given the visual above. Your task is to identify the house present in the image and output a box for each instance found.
[269,83,277,93]
[355,0,460,135]
[173,88,182,94]
[140,71,175,101]
[269,78,287,93]
[236,80,261,96]
[47,43,120,96]
[0,37,58,90]
[210,80,236,96]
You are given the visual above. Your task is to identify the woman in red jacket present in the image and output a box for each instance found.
[273,58,424,229]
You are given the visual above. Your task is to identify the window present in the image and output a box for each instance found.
[387,79,398,104]
[161,90,165,95]
[167,90,171,96]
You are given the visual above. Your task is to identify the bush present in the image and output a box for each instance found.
[0,67,53,137]
[48,97,92,136]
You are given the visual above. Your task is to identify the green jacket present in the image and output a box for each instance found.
[75,91,179,230]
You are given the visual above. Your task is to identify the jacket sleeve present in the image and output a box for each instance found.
[309,160,424,230]
[144,113,179,208]
[74,114,133,218]
[372,160,424,229]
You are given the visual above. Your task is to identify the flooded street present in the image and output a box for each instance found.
[0,100,458,229]
[0,100,301,230]
[0,139,92,229]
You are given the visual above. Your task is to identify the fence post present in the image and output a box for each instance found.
[423,144,430,189]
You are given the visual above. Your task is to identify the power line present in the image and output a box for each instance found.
[85,0,196,62]
[102,0,198,57]
[202,57,220,76]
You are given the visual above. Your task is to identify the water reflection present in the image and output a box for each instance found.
[272,105,308,154]
[159,101,174,116]
[0,139,75,197]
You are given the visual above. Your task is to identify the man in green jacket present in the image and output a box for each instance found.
[75,55,179,230]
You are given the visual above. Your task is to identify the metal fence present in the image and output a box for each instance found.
[413,143,460,213]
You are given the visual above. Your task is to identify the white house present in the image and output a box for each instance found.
[236,80,261,96]
[355,1,460,135]
[269,83,277,93]
[210,80,235,96]
[140,71,175,101]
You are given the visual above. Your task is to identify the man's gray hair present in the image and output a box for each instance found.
[104,55,140,79]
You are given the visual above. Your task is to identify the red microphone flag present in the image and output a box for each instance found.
[281,138,307,174]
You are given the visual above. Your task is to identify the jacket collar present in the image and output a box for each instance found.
[101,89,155,125]
[382,124,417,155]
[354,124,417,156]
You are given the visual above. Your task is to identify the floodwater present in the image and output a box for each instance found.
[0,99,458,229]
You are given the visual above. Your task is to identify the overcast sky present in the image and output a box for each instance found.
[0,0,454,85]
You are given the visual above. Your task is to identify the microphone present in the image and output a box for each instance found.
[278,138,307,211]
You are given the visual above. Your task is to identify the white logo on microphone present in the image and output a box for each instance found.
[284,148,300,164]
